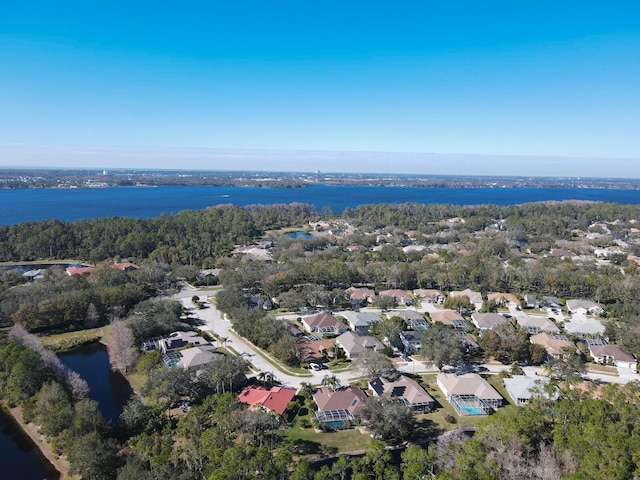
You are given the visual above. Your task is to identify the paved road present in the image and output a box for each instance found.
[172,286,638,389]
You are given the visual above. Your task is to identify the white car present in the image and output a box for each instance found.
[309,363,321,371]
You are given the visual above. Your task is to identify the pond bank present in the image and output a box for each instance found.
[1,404,67,479]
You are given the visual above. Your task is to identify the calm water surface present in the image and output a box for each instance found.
[3,185,640,225]
[0,408,59,480]
[58,343,133,425]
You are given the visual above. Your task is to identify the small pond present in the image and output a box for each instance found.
[58,343,134,424]
[287,231,315,240]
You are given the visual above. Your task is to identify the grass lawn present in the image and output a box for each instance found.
[418,374,485,431]
[586,363,619,375]
[37,327,106,352]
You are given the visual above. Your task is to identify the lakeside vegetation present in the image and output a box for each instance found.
[3,200,640,478]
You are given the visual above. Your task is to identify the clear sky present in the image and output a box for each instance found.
[1,1,639,177]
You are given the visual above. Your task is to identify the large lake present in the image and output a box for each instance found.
[3,184,640,225]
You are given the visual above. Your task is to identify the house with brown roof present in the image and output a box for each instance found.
[369,375,434,412]
[313,385,368,426]
[296,337,335,364]
[413,289,445,304]
[112,261,139,271]
[379,289,413,306]
[346,287,376,307]
[450,289,483,310]
[301,313,348,337]
[237,385,297,416]
[530,332,575,359]
[66,265,96,275]
[430,310,469,330]
[487,293,520,307]
[589,344,637,371]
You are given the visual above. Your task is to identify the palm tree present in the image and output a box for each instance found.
[321,374,340,390]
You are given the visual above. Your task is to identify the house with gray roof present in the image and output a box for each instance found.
[399,330,422,354]
[516,315,560,334]
[340,311,381,333]
[159,331,210,353]
[566,299,604,316]
[437,373,503,414]
[335,331,384,359]
[503,375,557,406]
[175,345,218,371]
[563,316,605,337]
[471,312,510,332]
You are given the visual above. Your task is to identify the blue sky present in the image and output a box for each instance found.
[1,1,639,176]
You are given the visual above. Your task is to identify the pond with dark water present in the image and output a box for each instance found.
[58,343,134,425]
[0,408,59,480]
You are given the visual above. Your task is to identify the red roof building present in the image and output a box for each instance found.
[237,385,297,416]
[66,266,96,275]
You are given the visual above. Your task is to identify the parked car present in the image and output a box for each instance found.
[309,363,321,371]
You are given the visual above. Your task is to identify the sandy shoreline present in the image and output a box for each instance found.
[5,405,70,479]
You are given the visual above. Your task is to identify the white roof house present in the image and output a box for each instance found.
[566,299,604,316]
[563,316,605,337]
[503,376,557,405]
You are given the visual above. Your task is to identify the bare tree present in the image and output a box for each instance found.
[9,324,89,398]
[107,320,138,373]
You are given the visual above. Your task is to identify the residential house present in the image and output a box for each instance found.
[430,310,469,330]
[301,313,348,337]
[237,385,297,416]
[437,373,503,414]
[487,293,520,308]
[335,331,384,360]
[399,331,422,354]
[235,245,272,261]
[503,376,556,406]
[112,261,139,271]
[173,345,218,371]
[158,331,209,353]
[566,299,604,316]
[369,375,434,412]
[405,317,430,331]
[386,310,425,324]
[516,315,560,334]
[523,295,540,309]
[588,344,637,371]
[340,311,381,333]
[450,289,484,310]
[66,265,96,275]
[530,333,575,359]
[471,312,509,332]
[313,385,368,426]
[346,287,375,308]
[414,289,445,304]
[563,316,606,337]
[296,337,335,364]
[379,289,413,306]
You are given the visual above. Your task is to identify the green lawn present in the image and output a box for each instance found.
[37,327,105,352]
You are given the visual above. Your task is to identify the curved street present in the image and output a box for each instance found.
[173,285,638,389]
